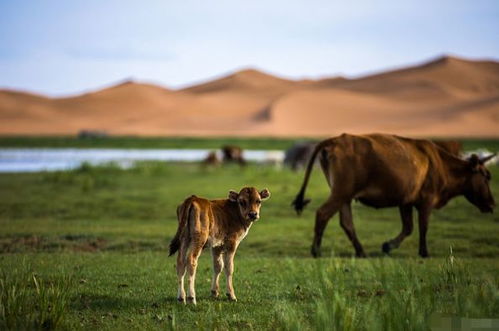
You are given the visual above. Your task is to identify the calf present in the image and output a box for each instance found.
[169,187,271,304]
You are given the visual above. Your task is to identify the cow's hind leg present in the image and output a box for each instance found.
[312,195,342,258]
[211,246,224,298]
[382,205,413,254]
[339,202,365,257]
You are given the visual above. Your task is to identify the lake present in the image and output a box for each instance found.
[0,148,284,173]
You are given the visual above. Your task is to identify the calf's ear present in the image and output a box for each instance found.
[228,190,239,202]
[259,188,271,200]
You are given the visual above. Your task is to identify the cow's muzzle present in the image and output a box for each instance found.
[480,205,494,213]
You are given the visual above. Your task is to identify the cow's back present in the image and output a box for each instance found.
[323,134,434,207]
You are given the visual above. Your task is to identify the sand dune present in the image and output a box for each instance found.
[1,55,498,137]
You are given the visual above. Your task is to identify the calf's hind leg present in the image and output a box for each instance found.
[176,244,187,303]
[185,237,207,305]
[382,205,413,254]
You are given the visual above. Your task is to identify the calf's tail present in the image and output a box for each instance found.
[292,138,335,215]
[168,197,194,256]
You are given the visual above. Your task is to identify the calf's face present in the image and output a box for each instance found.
[465,155,495,213]
[229,187,271,221]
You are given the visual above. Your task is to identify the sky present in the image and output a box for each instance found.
[0,0,498,96]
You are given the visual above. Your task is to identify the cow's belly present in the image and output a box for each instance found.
[354,186,413,208]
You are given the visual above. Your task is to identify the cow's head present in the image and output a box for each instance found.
[229,187,271,221]
[464,154,495,213]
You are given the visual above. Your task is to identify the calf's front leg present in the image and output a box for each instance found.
[223,247,238,301]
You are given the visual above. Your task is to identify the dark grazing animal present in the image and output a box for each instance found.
[284,141,318,171]
[169,187,270,304]
[292,133,495,258]
[222,145,246,165]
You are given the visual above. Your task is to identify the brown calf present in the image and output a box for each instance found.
[169,187,271,304]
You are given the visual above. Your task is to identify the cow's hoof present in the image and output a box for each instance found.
[382,242,391,254]
[311,246,321,258]
[226,293,237,302]
[186,296,197,305]
[356,251,367,258]
[177,297,186,304]
[419,251,430,258]
[211,290,219,298]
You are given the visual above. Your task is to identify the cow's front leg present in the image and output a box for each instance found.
[211,246,224,298]
[417,205,432,258]
[223,246,238,301]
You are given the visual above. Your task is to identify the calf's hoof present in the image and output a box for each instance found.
[177,297,186,304]
[382,242,391,254]
[186,296,197,305]
[211,290,219,298]
[226,293,237,302]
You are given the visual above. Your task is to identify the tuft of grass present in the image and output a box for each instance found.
[0,262,74,330]
[276,251,499,330]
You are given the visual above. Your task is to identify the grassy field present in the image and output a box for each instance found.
[1,149,499,329]
[1,135,499,151]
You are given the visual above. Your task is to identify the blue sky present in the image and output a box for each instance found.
[1,0,498,96]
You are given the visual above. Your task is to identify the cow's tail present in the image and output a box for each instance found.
[292,138,335,215]
[168,197,195,257]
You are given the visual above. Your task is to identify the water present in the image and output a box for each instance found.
[0,148,284,173]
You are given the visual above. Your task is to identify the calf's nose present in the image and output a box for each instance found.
[248,211,258,220]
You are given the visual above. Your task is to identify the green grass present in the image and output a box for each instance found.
[0,136,308,150]
[1,151,499,329]
[0,135,498,151]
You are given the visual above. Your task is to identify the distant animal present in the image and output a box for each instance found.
[222,145,246,165]
[202,151,221,166]
[292,133,495,258]
[77,129,108,139]
[432,139,462,157]
[284,141,318,171]
[169,187,271,304]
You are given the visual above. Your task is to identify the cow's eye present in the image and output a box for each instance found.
[239,200,246,207]
[256,200,261,205]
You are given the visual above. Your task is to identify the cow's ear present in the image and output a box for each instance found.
[259,188,271,200]
[468,154,480,172]
[228,190,239,202]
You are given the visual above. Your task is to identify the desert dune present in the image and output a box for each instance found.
[0,55,498,137]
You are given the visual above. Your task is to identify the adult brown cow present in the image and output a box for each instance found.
[292,133,495,258]
[433,140,462,157]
